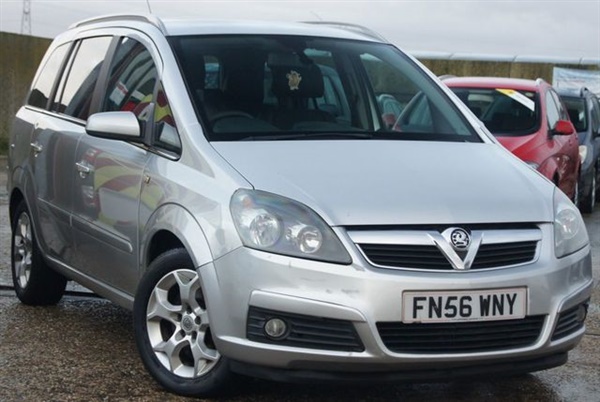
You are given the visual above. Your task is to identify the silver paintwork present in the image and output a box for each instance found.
[6,14,593,379]
[205,243,592,369]
[211,141,555,226]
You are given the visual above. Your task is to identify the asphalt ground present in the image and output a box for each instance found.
[1,156,599,401]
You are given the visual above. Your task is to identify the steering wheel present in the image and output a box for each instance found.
[210,111,254,124]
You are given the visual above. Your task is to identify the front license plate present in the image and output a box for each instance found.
[402,288,527,323]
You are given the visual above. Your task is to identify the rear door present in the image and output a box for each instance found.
[28,37,113,265]
[18,42,71,261]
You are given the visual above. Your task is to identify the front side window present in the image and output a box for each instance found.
[103,37,157,120]
[54,36,112,120]
[546,90,561,130]
[154,81,180,152]
[562,96,588,132]
[450,87,539,136]
[549,90,569,121]
[102,37,180,153]
[27,44,69,109]
[170,35,478,142]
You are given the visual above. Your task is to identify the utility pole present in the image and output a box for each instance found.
[21,0,31,35]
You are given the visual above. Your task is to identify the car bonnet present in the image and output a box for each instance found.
[212,140,555,226]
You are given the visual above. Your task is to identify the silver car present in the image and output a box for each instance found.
[7,15,592,397]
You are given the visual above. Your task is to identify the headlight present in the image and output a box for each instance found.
[553,188,589,258]
[230,189,351,264]
[579,145,589,164]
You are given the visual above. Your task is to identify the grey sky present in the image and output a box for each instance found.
[1,0,599,60]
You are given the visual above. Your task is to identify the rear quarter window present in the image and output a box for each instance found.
[27,44,70,109]
[53,36,113,120]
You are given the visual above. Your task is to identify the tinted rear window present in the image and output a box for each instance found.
[53,36,113,120]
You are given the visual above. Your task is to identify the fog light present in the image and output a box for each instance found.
[576,304,588,323]
[264,318,287,339]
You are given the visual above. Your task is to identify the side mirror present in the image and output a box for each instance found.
[86,111,143,142]
[553,119,575,136]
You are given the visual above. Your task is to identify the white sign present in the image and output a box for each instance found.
[553,67,600,96]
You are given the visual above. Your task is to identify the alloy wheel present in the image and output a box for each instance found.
[13,212,33,289]
[146,269,220,378]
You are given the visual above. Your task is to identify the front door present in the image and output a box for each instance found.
[71,36,159,294]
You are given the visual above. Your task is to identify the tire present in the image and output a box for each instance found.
[580,166,596,213]
[133,248,231,397]
[11,200,67,305]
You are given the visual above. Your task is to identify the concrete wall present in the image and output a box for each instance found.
[0,32,598,154]
[0,32,51,153]
[420,59,599,83]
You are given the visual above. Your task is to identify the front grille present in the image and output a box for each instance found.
[358,241,538,270]
[472,241,538,269]
[551,303,587,341]
[247,307,364,352]
[377,316,545,353]
[359,244,450,269]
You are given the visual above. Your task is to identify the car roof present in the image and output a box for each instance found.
[443,76,540,91]
[70,14,386,43]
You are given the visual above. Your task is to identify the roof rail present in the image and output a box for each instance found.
[302,21,387,42]
[69,14,167,35]
[438,74,457,81]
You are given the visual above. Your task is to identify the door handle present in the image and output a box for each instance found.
[76,161,93,178]
[30,142,43,156]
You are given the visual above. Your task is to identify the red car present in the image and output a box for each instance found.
[445,77,580,202]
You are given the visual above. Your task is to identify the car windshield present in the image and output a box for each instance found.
[450,87,540,136]
[561,96,588,132]
[169,35,479,142]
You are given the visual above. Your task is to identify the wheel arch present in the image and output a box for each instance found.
[8,165,31,227]
[535,156,560,184]
[9,188,25,227]
[140,203,214,274]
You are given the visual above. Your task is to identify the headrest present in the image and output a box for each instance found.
[223,61,265,104]
[270,64,324,99]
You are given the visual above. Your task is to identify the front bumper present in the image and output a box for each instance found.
[229,352,568,383]
[199,224,593,377]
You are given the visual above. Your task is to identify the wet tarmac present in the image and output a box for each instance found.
[1,156,599,401]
